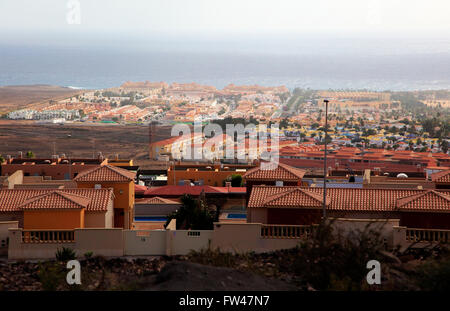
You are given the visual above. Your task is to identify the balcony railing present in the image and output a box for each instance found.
[261,224,314,239]
[405,228,450,244]
[22,230,75,243]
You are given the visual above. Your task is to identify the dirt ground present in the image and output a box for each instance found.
[0,85,82,115]
[148,261,297,291]
[0,256,297,291]
[0,121,172,162]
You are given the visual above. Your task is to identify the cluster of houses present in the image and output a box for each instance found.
[0,150,449,259]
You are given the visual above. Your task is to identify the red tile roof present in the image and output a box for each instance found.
[0,188,113,212]
[263,188,330,208]
[396,191,450,212]
[243,163,306,181]
[431,169,450,183]
[135,184,148,194]
[135,196,181,205]
[248,186,450,213]
[18,191,90,210]
[74,165,135,182]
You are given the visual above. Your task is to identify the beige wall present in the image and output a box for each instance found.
[4,170,23,189]
[247,209,267,224]
[9,219,448,260]
[0,221,18,240]
[84,198,113,228]
[329,218,400,248]
[0,221,18,256]
[169,230,213,255]
[8,228,76,260]
[123,228,213,256]
[123,230,167,256]
[74,228,123,257]
[8,228,123,260]
[392,226,450,251]
[211,223,301,253]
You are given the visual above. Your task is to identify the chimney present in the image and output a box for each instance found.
[18,151,23,159]
[225,181,232,189]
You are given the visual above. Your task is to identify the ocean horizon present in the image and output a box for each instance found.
[1,45,450,91]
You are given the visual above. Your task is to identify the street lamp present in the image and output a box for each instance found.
[322,99,329,219]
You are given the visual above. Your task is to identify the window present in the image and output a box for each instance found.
[94,184,102,189]
[188,231,201,237]
[275,180,284,187]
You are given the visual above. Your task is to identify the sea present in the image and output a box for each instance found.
[1,43,450,91]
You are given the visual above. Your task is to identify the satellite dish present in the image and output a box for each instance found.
[396,173,408,178]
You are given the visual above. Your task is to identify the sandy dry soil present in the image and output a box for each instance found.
[0,85,173,164]
[0,121,172,162]
[0,85,82,115]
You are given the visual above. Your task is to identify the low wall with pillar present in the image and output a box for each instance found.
[329,218,400,248]
[393,226,450,251]
[8,228,123,260]
[7,220,450,260]
[123,227,213,256]
[211,223,306,253]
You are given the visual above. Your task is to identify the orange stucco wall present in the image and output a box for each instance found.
[76,181,134,228]
[23,209,84,230]
[77,182,134,208]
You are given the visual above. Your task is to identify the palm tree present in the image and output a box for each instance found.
[25,151,35,159]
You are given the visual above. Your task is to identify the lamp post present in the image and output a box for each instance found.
[322,99,329,219]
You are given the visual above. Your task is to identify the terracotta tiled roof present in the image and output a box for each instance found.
[135,184,148,194]
[243,163,306,181]
[136,196,181,205]
[144,185,245,197]
[18,191,90,210]
[248,186,450,212]
[262,188,329,208]
[396,190,450,212]
[431,169,450,183]
[74,165,135,182]
[0,188,113,212]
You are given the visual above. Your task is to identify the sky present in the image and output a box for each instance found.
[0,0,449,54]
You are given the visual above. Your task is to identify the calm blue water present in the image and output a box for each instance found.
[227,214,247,219]
[1,45,449,91]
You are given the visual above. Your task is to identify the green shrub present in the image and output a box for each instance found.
[38,262,65,291]
[290,220,386,291]
[84,251,94,259]
[55,247,76,262]
[416,256,450,291]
